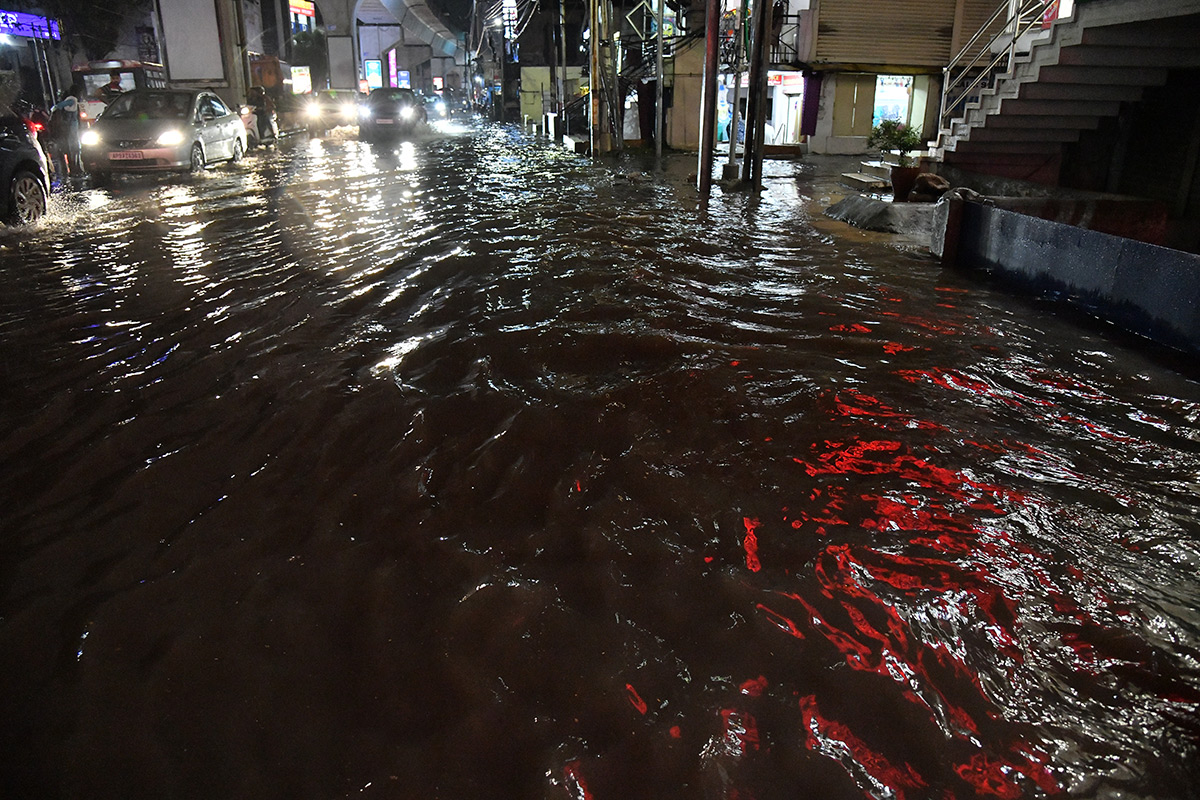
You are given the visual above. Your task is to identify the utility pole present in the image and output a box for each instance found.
[740,0,768,188]
[696,0,721,194]
[559,0,567,132]
[655,0,664,159]
[589,0,599,153]
[724,0,748,180]
[749,0,771,190]
[611,9,622,151]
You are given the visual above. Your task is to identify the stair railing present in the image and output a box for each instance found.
[940,0,1054,130]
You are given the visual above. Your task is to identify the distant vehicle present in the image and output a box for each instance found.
[304,90,360,136]
[72,60,167,126]
[358,88,426,141]
[81,89,246,182]
[0,112,50,224]
[424,94,448,121]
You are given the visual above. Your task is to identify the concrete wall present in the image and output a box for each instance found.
[943,199,1200,355]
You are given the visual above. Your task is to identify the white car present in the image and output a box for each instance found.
[82,89,247,182]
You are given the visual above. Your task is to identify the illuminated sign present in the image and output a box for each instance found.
[387,49,397,87]
[291,64,312,94]
[398,70,410,89]
[289,1,314,18]
[364,59,382,90]
[0,10,61,40]
[433,76,443,92]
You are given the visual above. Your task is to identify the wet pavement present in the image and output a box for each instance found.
[2,118,1200,799]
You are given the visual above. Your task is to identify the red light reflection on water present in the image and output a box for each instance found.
[625,683,649,715]
[743,517,762,572]
[800,695,928,799]
[732,381,1071,798]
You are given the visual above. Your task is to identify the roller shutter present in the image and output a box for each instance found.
[813,0,958,68]
[952,0,1010,56]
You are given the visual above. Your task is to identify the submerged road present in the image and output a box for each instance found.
[2,119,1199,799]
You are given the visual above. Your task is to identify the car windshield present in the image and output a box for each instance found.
[104,91,192,120]
[369,89,415,105]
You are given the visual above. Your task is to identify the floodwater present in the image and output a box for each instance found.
[2,119,1199,800]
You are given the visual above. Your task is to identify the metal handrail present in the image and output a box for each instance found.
[940,0,1056,130]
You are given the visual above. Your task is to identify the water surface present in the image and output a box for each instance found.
[2,121,1199,799]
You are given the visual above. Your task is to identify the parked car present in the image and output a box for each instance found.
[304,90,360,136]
[0,112,50,225]
[358,88,426,141]
[81,89,247,181]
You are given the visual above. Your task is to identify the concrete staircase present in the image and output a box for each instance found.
[935,0,1200,183]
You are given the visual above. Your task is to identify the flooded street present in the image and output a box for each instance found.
[2,119,1200,799]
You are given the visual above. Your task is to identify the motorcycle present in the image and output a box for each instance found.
[239,104,278,149]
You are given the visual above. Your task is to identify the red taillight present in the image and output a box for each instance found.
[25,119,44,134]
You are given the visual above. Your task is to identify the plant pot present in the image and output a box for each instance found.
[889,166,921,202]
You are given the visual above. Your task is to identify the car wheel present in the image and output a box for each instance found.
[230,137,244,163]
[8,169,47,225]
[190,143,206,172]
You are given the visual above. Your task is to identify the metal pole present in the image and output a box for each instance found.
[611,3,622,151]
[741,0,765,183]
[655,0,664,159]
[559,0,567,124]
[750,0,772,190]
[590,0,599,153]
[726,0,747,169]
[696,0,720,194]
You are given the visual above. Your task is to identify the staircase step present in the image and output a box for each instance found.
[841,172,890,190]
[1081,23,1200,48]
[960,126,1084,143]
[1058,44,1200,69]
[995,98,1123,117]
[859,159,895,178]
[1019,82,1146,102]
[946,139,1063,155]
[976,113,1103,130]
[1032,65,1171,86]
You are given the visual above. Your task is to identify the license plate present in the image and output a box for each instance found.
[377,119,394,125]
[110,151,144,160]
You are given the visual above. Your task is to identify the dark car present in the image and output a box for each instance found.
[0,113,50,225]
[303,90,360,136]
[359,88,426,140]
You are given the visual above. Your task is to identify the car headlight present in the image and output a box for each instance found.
[340,103,356,120]
[435,102,446,115]
[156,129,185,146]
[359,106,372,119]
[81,129,101,147]
[306,102,322,119]
[400,106,414,119]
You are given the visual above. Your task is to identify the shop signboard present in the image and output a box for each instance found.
[364,59,383,90]
[291,65,312,94]
[0,10,60,40]
[290,1,315,17]
[398,70,410,89]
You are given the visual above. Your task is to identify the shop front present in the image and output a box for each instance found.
[717,70,806,147]
[0,9,63,110]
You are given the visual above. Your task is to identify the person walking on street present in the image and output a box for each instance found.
[48,84,83,186]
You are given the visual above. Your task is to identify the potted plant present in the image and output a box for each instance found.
[867,118,926,201]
